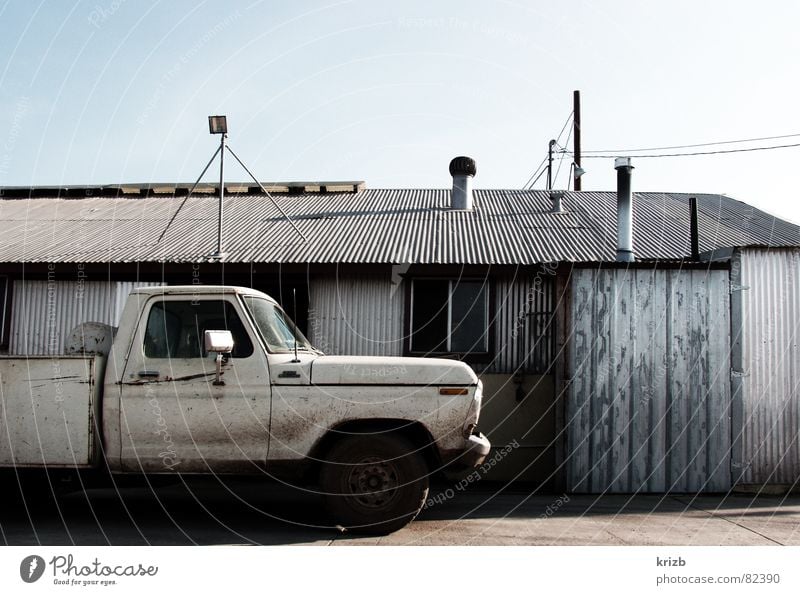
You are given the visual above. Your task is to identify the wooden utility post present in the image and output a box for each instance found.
[573,90,582,191]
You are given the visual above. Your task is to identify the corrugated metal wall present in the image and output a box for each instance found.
[308,274,404,357]
[9,281,157,355]
[567,268,732,493]
[489,272,556,374]
[309,272,558,373]
[737,248,800,484]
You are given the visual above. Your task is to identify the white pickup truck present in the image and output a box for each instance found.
[0,285,489,533]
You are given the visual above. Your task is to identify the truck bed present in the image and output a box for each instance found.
[0,356,103,468]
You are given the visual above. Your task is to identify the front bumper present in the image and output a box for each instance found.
[457,432,491,469]
[465,432,491,466]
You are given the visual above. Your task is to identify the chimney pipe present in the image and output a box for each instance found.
[449,156,476,210]
[615,157,634,262]
[549,190,565,213]
[689,196,700,260]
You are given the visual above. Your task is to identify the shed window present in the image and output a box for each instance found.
[0,277,9,349]
[409,279,489,354]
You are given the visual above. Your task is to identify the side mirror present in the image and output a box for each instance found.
[204,330,234,386]
[204,330,234,353]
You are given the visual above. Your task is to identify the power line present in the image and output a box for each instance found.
[544,112,574,190]
[580,132,800,154]
[522,110,573,189]
[559,141,800,159]
[522,154,548,189]
[553,111,573,146]
[526,164,548,189]
[553,130,572,187]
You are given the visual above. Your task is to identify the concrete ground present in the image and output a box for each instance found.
[1,477,799,546]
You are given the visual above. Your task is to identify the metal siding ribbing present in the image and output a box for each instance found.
[739,248,800,484]
[308,275,403,357]
[567,268,731,493]
[490,272,556,374]
[9,281,158,355]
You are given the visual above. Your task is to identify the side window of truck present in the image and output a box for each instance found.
[143,300,254,359]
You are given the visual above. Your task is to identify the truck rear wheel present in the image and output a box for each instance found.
[320,433,429,534]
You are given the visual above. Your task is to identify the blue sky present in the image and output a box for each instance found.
[2,0,800,223]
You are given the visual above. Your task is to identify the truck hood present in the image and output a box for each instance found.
[310,355,478,386]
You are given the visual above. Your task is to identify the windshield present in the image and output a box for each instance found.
[242,296,315,353]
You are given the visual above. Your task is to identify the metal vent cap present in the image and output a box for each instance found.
[449,156,477,177]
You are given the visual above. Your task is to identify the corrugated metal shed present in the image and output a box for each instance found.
[734,248,800,484]
[308,274,404,357]
[308,271,557,375]
[1,188,796,264]
[567,268,732,493]
[10,280,159,355]
[488,272,555,374]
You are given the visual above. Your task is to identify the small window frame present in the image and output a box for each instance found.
[0,277,10,350]
[405,277,494,362]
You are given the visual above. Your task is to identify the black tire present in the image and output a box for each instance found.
[319,433,429,534]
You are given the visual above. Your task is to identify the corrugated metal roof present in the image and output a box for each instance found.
[0,188,797,264]
[0,181,365,197]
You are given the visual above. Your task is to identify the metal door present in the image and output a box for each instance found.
[118,295,271,473]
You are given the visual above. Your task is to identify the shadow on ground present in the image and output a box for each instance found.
[1,476,335,545]
[2,475,798,545]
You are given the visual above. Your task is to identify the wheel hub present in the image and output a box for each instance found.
[348,456,400,508]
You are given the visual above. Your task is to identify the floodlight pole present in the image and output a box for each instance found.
[159,115,306,255]
[157,143,221,243]
[225,145,308,243]
[214,131,226,259]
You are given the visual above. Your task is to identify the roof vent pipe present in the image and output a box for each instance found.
[549,190,565,213]
[615,157,635,262]
[449,156,476,210]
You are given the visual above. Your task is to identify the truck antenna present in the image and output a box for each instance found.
[291,287,300,363]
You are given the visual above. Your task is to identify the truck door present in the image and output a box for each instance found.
[119,295,271,473]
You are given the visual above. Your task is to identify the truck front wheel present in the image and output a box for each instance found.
[320,434,429,534]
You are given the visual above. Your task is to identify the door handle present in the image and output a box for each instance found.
[137,370,160,378]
